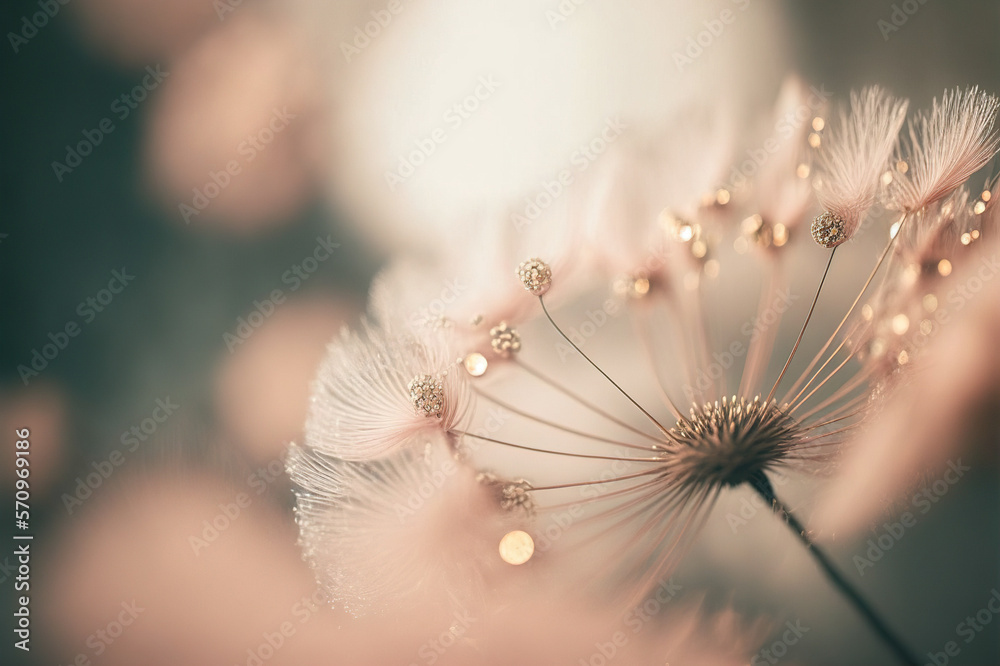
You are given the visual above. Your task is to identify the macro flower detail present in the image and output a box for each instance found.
[304,320,470,460]
[489,321,521,356]
[516,258,552,295]
[810,210,847,248]
[476,471,535,515]
[409,373,446,418]
[290,83,1000,666]
[890,87,1000,212]
[287,435,518,616]
[666,395,804,488]
[813,86,908,244]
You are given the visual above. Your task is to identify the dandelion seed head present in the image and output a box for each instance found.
[305,321,470,460]
[668,396,803,488]
[489,321,521,356]
[409,373,446,418]
[295,82,1000,622]
[517,258,552,295]
[814,87,908,241]
[476,471,535,515]
[810,211,847,248]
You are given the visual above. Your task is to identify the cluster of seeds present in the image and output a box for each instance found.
[517,258,553,295]
[489,321,521,356]
[408,373,445,418]
[810,211,847,248]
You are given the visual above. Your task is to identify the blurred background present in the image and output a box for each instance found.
[2,0,998,664]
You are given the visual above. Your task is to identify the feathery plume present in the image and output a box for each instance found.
[287,435,520,616]
[304,320,470,460]
[294,84,1000,666]
[811,86,908,246]
[890,87,1000,213]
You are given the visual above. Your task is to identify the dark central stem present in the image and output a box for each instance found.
[749,473,920,666]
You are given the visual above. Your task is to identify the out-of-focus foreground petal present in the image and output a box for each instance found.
[814,272,1000,537]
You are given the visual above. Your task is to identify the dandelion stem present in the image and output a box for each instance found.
[628,305,684,420]
[749,473,920,666]
[514,358,667,444]
[473,387,659,451]
[539,295,673,438]
[765,249,837,405]
[782,216,907,405]
[452,429,666,463]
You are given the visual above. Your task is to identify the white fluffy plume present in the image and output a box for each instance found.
[891,86,1000,212]
[305,320,471,460]
[815,86,908,239]
[287,436,513,616]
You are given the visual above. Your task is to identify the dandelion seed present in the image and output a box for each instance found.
[292,84,1000,666]
[890,87,1000,212]
[489,321,521,357]
[287,437,516,616]
[810,211,847,248]
[409,374,446,417]
[517,258,552,295]
[304,320,470,460]
[812,87,908,246]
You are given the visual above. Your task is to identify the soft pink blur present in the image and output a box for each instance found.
[0,382,67,498]
[37,463,765,665]
[144,11,324,233]
[214,297,358,463]
[814,272,1000,537]
[73,0,221,65]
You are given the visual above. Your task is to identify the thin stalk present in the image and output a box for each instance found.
[539,295,672,438]
[749,473,920,666]
[765,249,836,405]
